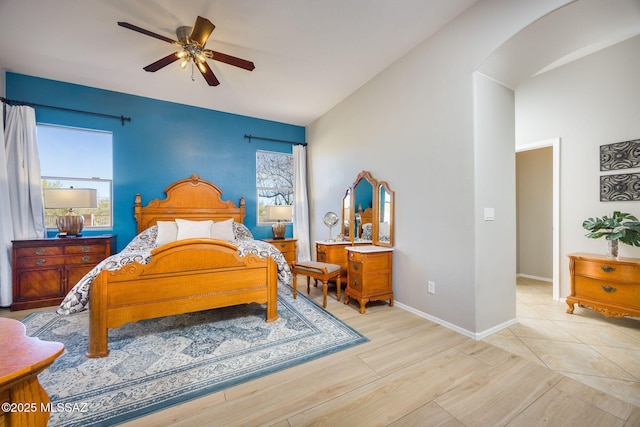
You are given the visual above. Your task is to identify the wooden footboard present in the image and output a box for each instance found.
[87,239,277,358]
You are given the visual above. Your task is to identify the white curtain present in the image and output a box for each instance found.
[293,144,311,262]
[0,103,45,307]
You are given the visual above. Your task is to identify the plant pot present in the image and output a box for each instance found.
[607,240,619,259]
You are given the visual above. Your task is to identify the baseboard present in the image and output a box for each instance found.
[517,273,552,283]
[394,301,518,340]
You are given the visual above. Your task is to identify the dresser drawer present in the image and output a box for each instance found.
[574,276,640,305]
[349,273,363,292]
[66,254,105,265]
[66,244,106,255]
[574,259,639,282]
[271,240,294,252]
[349,260,363,274]
[16,256,66,269]
[348,250,390,271]
[15,246,63,258]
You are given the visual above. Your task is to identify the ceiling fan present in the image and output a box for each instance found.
[117,16,255,86]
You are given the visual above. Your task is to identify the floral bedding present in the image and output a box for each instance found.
[57,222,292,315]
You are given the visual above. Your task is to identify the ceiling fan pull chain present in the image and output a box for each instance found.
[191,62,195,81]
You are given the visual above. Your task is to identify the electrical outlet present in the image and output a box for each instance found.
[427,281,435,294]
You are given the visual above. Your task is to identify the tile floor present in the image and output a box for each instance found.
[483,276,640,408]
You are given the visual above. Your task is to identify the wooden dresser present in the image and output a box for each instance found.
[263,238,297,267]
[11,235,117,310]
[567,253,640,318]
[344,246,394,314]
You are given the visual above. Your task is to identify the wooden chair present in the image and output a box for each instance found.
[291,261,342,308]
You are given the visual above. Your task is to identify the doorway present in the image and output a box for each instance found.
[516,138,560,300]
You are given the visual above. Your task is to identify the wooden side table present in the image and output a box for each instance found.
[0,318,64,427]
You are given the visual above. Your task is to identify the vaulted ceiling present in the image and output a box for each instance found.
[0,0,638,126]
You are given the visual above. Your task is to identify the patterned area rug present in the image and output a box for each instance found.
[22,283,367,427]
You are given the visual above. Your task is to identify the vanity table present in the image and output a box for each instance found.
[344,246,394,314]
[323,170,395,314]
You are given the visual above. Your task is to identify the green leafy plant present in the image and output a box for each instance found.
[582,211,640,246]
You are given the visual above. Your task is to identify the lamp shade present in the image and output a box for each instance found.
[43,188,98,209]
[266,205,293,222]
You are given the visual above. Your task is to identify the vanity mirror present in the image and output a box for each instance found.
[341,188,351,239]
[374,181,394,247]
[351,171,376,242]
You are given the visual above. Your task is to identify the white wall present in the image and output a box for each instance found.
[474,72,517,332]
[307,0,571,336]
[516,34,640,299]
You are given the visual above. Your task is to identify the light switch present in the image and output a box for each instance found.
[484,208,495,221]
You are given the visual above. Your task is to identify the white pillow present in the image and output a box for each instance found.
[156,221,178,246]
[210,218,235,242]
[175,219,213,240]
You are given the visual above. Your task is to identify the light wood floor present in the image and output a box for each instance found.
[2,277,639,426]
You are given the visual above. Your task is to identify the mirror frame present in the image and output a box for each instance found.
[374,181,394,247]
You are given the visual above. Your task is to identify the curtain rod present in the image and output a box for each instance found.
[244,134,306,146]
[0,96,132,126]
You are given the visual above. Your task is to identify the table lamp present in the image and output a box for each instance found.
[266,205,292,239]
[43,188,98,237]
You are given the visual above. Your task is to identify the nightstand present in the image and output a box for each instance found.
[263,238,297,267]
[344,246,394,314]
[11,235,117,310]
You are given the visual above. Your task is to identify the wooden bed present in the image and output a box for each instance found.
[87,175,278,358]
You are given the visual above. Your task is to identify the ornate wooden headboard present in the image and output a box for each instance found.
[134,174,246,233]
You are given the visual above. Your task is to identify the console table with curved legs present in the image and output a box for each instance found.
[567,253,640,318]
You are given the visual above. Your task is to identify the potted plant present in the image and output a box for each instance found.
[582,211,640,258]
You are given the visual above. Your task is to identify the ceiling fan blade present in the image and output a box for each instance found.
[118,21,180,46]
[204,50,255,71]
[190,16,215,47]
[198,61,220,86]
[143,52,180,72]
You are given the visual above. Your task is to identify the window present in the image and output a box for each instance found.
[38,124,113,229]
[256,150,294,223]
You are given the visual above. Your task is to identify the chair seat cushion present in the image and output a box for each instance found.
[293,261,341,275]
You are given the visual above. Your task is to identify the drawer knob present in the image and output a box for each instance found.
[35,259,46,265]
[82,256,91,262]
[601,285,617,293]
[353,280,359,286]
[600,266,616,273]
[81,246,91,253]
[35,248,46,255]
[354,264,360,271]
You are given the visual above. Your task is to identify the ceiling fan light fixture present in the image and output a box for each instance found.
[118,16,254,87]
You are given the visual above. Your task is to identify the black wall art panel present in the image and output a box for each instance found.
[600,139,640,171]
[600,173,640,201]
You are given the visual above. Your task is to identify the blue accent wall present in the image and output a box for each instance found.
[6,73,304,250]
